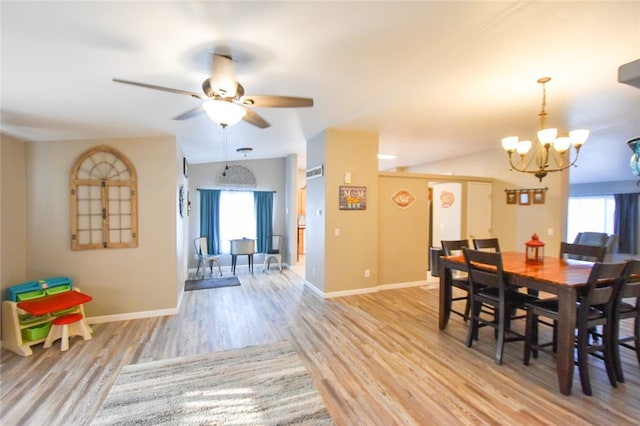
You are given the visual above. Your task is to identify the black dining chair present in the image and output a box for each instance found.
[523,261,627,395]
[463,248,538,365]
[441,240,472,321]
[560,242,606,262]
[611,259,640,383]
[472,238,501,252]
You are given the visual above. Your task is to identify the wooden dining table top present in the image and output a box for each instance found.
[442,251,595,287]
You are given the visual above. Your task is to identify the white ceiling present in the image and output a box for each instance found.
[2,1,639,184]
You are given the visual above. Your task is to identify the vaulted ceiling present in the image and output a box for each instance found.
[2,1,639,184]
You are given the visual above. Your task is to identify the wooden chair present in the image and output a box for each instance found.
[611,259,640,383]
[560,242,606,262]
[523,262,627,395]
[463,248,538,365]
[472,238,501,252]
[441,240,472,321]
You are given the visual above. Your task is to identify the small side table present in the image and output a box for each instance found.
[230,238,256,275]
[231,253,254,275]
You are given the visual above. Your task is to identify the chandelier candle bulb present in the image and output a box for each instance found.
[501,136,518,152]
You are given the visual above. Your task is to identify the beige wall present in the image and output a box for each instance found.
[1,134,28,289]
[21,136,180,318]
[306,128,382,293]
[407,146,568,254]
[378,175,430,284]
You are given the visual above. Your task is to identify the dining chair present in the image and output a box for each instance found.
[472,238,501,252]
[523,261,627,395]
[441,240,472,321]
[463,248,539,365]
[560,242,606,262]
[194,237,222,278]
[611,259,640,383]
[263,235,284,273]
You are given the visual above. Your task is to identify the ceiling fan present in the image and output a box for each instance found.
[113,54,313,128]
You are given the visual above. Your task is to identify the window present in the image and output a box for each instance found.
[70,146,138,250]
[567,195,615,241]
[218,191,256,253]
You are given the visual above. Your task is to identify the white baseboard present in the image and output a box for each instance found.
[304,279,433,299]
[86,307,178,325]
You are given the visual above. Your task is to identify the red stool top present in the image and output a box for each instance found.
[52,313,83,325]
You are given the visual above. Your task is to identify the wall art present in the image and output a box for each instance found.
[339,185,366,210]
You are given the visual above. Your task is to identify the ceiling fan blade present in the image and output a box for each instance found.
[240,95,314,108]
[113,78,204,99]
[242,107,270,129]
[173,105,204,121]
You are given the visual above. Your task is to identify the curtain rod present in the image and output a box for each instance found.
[196,188,276,193]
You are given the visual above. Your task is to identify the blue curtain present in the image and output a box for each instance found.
[254,191,274,253]
[199,189,221,254]
[614,193,639,254]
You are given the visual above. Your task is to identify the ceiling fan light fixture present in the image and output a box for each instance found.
[202,100,246,127]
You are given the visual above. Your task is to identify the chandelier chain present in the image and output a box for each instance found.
[538,79,548,129]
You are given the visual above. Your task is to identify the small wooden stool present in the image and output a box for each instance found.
[43,313,92,351]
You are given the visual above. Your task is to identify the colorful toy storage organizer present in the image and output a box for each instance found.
[2,277,88,356]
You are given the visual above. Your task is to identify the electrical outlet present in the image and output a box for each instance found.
[335,228,340,237]
[365,269,370,278]
[312,267,316,276]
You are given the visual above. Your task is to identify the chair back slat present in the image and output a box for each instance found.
[560,242,606,262]
[441,240,469,256]
[473,238,501,252]
[198,237,208,256]
[620,260,640,299]
[580,262,627,309]
[463,248,505,291]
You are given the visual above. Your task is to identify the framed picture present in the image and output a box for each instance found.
[533,189,545,204]
[183,157,189,178]
[339,186,367,210]
[506,191,517,204]
[519,191,531,205]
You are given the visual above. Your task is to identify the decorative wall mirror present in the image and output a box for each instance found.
[69,145,138,250]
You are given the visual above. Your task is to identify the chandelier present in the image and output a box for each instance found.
[501,77,589,181]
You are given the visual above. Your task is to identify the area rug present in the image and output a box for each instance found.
[185,275,241,291]
[91,341,334,425]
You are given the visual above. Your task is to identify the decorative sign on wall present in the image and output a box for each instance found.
[217,164,256,187]
[505,187,548,205]
[339,186,367,210]
[306,165,324,180]
[391,189,416,209]
[440,190,455,208]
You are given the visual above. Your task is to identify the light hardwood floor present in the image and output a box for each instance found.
[1,270,639,425]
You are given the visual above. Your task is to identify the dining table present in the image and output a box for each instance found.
[438,251,595,396]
